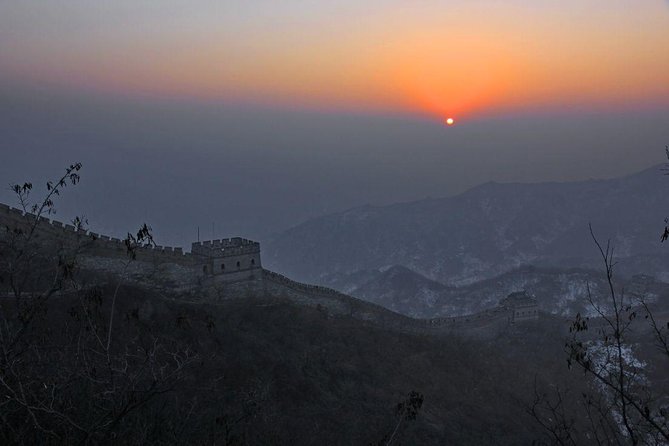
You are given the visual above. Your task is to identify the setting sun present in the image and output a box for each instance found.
[446,118,455,126]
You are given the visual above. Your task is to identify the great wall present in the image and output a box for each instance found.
[0,202,539,336]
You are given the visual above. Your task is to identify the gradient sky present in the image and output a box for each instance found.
[0,1,668,247]
[2,0,668,118]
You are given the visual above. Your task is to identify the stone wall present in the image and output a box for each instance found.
[1,201,537,337]
[0,202,194,266]
[0,201,268,286]
[261,269,526,336]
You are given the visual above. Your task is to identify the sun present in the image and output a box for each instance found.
[445,117,455,126]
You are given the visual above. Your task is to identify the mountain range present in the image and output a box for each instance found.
[265,164,669,316]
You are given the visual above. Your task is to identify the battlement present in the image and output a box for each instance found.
[411,291,540,331]
[0,200,264,282]
[0,202,195,265]
[1,205,87,237]
[191,238,260,256]
[192,237,258,248]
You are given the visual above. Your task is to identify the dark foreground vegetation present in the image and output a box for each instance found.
[2,280,588,445]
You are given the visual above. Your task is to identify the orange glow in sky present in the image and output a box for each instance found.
[1,1,668,119]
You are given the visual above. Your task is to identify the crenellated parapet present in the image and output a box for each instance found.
[191,238,260,256]
[0,202,195,266]
[418,291,539,330]
[0,201,264,282]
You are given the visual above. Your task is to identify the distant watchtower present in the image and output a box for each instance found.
[192,237,262,281]
[500,291,538,323]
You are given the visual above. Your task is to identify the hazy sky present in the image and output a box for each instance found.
[0,1,668,247]
[2,1,669,117]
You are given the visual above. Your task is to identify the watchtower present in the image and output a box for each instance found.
[191,237,262,281]
[500,291,538,323]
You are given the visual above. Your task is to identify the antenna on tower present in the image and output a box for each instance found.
[197,226,200,243]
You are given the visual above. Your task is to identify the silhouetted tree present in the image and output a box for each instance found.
[0,165,198,444]
[532,225,669,445]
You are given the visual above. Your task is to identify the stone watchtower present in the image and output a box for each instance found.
[499,291,538,323]
[191,237,262,282]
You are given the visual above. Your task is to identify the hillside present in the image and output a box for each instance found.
[265,164,669,287]
[0,278,593,445]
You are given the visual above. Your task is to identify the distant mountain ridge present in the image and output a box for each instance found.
[265,164,669,290]
[344,264,666,319]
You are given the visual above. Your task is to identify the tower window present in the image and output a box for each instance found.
[251,259,255,266]
[236,261,240,268]
[221,263,225,271]
[203,265,208,274]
